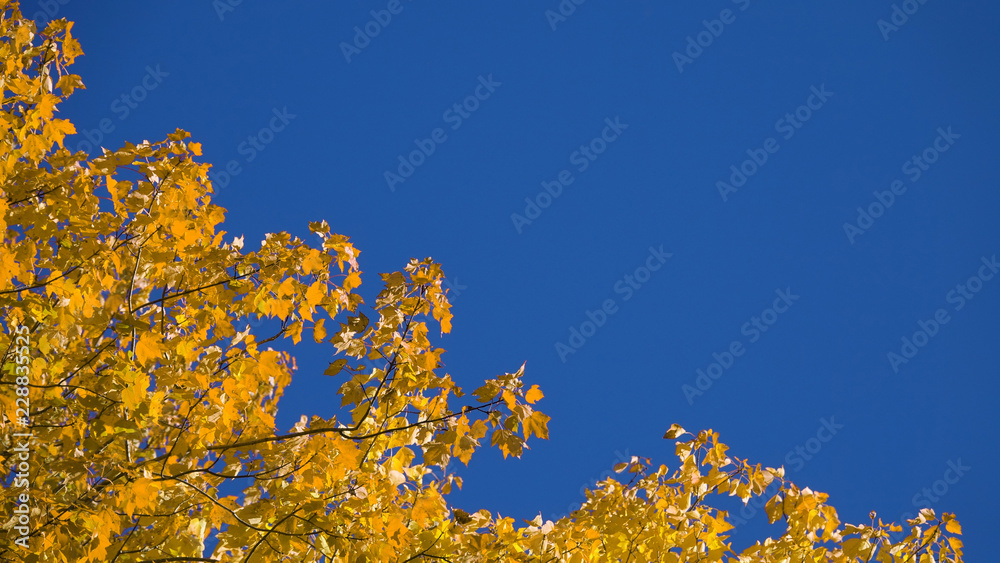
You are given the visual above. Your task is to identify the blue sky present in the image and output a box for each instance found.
[47,0,996,556]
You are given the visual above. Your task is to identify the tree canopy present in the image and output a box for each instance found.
[0,3,963,561]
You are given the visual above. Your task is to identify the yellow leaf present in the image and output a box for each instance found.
[45,119,76,148]
[35,93,58,120]
[301,248,326,274]
[524,411,550,440]
[277,276,296,297]
[344,270,361,291]
[257,350,282,379]
[122,375,149,410]
[765,494,783,524]
[420,348,441,370]
[502,389,517,410]
[61,34,83,64]
[134,332,162,365]
[525,384,544,404]
[433,301,453,334]
[269,298,293,320]
[324,358,348,376]
[56,74,85,96]
[22,134,47,160]
[411,488,444,525]
[312,318,326,343]
[663,423,687,440]
[131,477,159,511]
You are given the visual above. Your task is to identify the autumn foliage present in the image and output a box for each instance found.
[0,3,964,561]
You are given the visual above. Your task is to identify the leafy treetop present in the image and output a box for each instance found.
[0,3,962,561]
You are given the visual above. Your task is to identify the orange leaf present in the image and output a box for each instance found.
[525,385,544,404]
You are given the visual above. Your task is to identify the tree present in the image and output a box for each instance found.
[0,3,963,561]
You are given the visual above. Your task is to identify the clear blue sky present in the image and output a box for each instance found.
[49,0,996,556]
